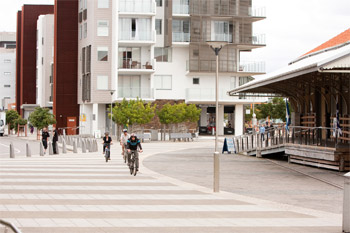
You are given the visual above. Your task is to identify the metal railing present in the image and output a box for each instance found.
[187,60,236,72]
[240,34,266,45]
[172,32,190,42]
[173,3,189,14]
[119,0,155,13]
[239,61,266,73]
[0,219,22,233]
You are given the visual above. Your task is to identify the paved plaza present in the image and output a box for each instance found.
[0,139,344,233]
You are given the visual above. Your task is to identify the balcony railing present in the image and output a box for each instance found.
[173,3,189,14]
[119,0,155,13]
[117,87,154,99]
[172,32,190,42]
[186,88,237,102]
[118,30,155,42]
[211,34,233,43]
[248,7,266,17]
[118,60,154,70]
[239,61,265,73]
[187,60,236,73]
[240,34,266,45]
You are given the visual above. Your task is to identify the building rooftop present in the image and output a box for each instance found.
[301,28,350,57]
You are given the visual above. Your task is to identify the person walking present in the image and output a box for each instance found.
[259,124,265,141]
[52,127,59,154]
[42,128,50,154]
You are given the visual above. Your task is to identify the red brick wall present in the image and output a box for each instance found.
[18,5,54,115]
[15,11,22,113]
[53,0,79,130]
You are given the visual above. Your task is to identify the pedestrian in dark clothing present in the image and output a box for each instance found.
[42,128,50,154]
[52,127,59,154]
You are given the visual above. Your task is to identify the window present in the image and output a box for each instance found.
[82,47,85,74]
[79,24,82,40]
[86,45,91,73]
[97,20,109,36]
[98,0,109,8]
[154,47,172,62]
[239,76,253,86]
[97,76,108,90]
[172,19,190,42]
[83,23,87,38]
[156,0,162,6]
[119,18,152,41]
[155,19,162,35]
[193,77,200,85]
[97,47,108,61]
[3,72,11,76]
[4,85,11,88]
[155,75,172,90]
[4,59,11,63]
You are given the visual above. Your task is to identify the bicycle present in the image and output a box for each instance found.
[122,143,128,164]
[104,143,111,162]
[128,150,140,176]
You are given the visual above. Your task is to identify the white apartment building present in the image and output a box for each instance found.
[78,0,266,136]
[36,14,54,109]
[0,32,16,111]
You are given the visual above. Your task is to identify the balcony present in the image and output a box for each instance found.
[239,61,265,74]
[172,32,190,43]
[248,7,266,18]
[119,0,155,15]
[240,34,266,45]
[173,3,189,15]
[187,60,236,73]
[118,30,156,45]
[117,87,154,100]
[211,33,233,43]
[118,59,155,74]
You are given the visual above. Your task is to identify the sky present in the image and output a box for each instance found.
[0,0,349,74]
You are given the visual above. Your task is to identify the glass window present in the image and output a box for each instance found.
[4,59,11,63]
[156,19,162,35]
[156,0,162,7]
[98,0,109,8]
[79,24,82,40]
[83,23,87,38]
[97,47,108,61]
[154,47,172,62]
[193,78,200,85]
[97,20,109,36]
[155,75,172,90]
[97,76,108,90]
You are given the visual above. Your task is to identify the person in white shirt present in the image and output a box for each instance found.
[120,129,130,155]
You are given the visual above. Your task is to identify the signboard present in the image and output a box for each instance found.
[222,138,236,154]
[246,109,251,114]
[80,114,86,122]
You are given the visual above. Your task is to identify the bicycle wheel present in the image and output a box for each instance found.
[129,155,134,175]
[123,151,127,163]
[133,157,138,176]
[105,150,109,163]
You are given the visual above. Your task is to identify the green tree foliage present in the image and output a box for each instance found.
[28,107,56,130]
[112,98,156,127]
[14,116,28,132]
[157,103,201,125]
[6,109,20,130]
[248,97,289,121]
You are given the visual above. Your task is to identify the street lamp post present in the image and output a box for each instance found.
[207,41,227,193]
[110,90,115,135]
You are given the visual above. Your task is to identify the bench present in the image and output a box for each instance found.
[169,133,193,142]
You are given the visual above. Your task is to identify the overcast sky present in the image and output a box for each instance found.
[0,0,349,73]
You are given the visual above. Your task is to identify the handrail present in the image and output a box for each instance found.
[0,219,22,233]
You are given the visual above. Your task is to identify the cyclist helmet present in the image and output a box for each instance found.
[123,129,128,132]
[130,133,136,138]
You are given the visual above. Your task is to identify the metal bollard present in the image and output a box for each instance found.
[93,139,98,152]
[48,141,54,155]
[213,151,220,192]
[9,143,15,158]
[56,142,60,155]
[62,139,67,154]
[343,172,350,233]
[39,141,44,156]
[82,140,86,153]
[73,139,78,153]
[26,142,31,157]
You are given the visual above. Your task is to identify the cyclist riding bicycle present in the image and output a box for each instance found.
[102,132,112,160]
[126,134,143,169]
[120,129,130,156]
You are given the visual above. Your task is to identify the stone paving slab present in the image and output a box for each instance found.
[0,141,343,233]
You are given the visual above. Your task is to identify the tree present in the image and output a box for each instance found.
[184,104,201,123]
[6,109,19,130]
[28,107,56,130]
[112,98,156,133]
[14,116,28,133]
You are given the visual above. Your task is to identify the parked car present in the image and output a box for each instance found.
[0,119,4,136]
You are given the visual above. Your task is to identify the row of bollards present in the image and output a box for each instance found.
[8,136,99,158]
